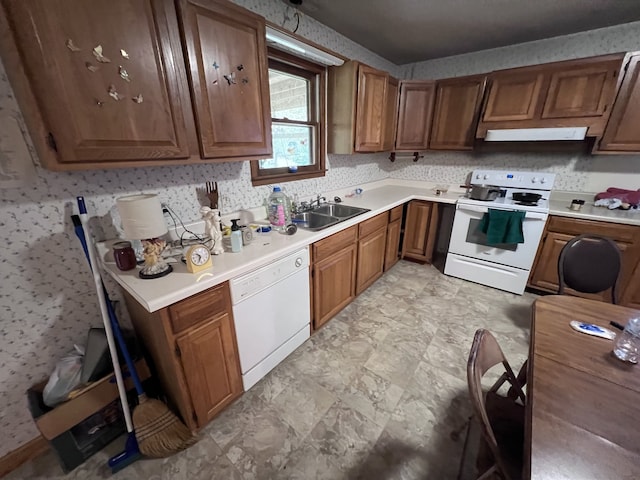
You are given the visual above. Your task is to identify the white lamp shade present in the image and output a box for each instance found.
[116,194,167,240]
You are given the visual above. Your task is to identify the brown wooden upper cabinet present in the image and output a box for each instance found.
[2,0,272,169]
[476,54,624,139]
[394,81,435,151]
[429,75,486,150]
[328,61,396,153]
[178,0,272,159]
[382,77,400,151]
[596,52,640,153]
[2,0,193,168]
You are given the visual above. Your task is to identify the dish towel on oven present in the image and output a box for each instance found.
[478,209,526,245]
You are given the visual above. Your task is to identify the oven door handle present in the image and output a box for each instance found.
[456,203,547,220]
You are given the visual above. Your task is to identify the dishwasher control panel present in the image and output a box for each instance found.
[229,248,310,304]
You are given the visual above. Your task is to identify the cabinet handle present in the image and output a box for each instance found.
[175,345,181,357]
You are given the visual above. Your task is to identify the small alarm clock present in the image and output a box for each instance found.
[185,244,212,273]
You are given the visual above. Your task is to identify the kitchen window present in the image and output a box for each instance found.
[250,50,326,185]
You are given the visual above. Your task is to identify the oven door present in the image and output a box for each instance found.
[448,203,547,270]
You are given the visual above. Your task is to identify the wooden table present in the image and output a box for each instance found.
[527,296,640,479]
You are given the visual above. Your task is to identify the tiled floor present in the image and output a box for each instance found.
[8,261,536,479]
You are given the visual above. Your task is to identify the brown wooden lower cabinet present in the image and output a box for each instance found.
[356,213,388,295]
[401,200,439,263]
[123,282,243,431]
[313,242,357,330]
[528,215,640,305]
[384,205,403,271]
[311,207,407,330]
[621,262,640,308]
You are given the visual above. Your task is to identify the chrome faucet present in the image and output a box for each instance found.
[296,194,326,212]
[309,194,326,208]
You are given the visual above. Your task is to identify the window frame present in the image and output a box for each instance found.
[250,48,326,186]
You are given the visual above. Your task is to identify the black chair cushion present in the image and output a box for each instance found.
[559,235,621,295]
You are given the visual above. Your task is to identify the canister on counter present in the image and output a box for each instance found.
[570,199,585,211]
[113,241,137,271]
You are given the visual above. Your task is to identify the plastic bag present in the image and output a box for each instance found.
[43,345,85,407]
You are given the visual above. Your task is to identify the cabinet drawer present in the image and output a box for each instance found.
[313,225,358,262]
[548,216,638,243]
[389,205,403,222]
[359,213,388,238]
[169,283,229,334]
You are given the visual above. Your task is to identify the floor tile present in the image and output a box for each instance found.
[8,261,535,480]
[308,400,385,473]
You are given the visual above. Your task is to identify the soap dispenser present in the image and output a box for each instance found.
[230,219,243,253]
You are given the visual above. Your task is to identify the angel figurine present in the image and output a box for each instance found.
[201,206,224,255]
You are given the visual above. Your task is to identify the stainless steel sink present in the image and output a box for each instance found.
[313,203,370,219]
[291,203,370,231]
[291,212,340,231]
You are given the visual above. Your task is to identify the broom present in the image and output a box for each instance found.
[74,197,197,459]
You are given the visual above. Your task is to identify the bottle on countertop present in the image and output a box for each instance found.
[267,186,291,232]
[230,219,243,253]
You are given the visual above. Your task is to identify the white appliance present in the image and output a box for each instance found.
[445,170,556,294]
[229,248,310,391]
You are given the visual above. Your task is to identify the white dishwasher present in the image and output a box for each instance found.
[229,248,310,391]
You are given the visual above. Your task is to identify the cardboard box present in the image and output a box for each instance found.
[27,359,150,472]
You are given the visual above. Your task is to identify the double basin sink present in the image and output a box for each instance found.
[292,203,370,231]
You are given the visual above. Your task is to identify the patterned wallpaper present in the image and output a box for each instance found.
[406,20,640,80]
[1,0,639,458]
[389,20,640,192]
[0,0,395,457]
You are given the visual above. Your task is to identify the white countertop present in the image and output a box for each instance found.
[549,191,640,226]
[101,180,640,313]
[100,181,461,313]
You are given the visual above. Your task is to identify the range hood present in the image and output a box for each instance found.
[484,127,588,142]
[265,26,345,66]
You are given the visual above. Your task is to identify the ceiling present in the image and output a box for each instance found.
[292,0,640,64]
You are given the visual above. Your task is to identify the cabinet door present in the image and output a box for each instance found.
[395,81,435,151]
[355,65,388,152]
[384,219,402,271]
[356,227,387,295]
[529,231,573,293]
[621,262,640,309]
[5,0,191,164]
[430,76,486,150]
[542,61,619,119]
[176,313,243,426]
[529,231,631,303]
[179,0,272,159]
[482,71,545,122]
[313,243,357,329]
[382,77,399,151]
[599,54,640,152]
[401,200,438,263]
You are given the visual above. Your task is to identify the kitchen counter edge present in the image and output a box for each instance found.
[100,185,459,313]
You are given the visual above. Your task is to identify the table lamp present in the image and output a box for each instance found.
[116,193,172,279]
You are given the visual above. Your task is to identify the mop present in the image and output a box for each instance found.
[73,197,196,469]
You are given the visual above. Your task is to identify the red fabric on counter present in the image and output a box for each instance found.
[594,187,640,205]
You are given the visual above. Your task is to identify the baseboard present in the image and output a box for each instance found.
[0,436,49,478]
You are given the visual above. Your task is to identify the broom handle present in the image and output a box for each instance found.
[72,216,145,396]
[76,197,134,433]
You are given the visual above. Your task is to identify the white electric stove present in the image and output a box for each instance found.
[445,170,556,294]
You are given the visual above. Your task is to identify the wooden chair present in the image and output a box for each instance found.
[558,234,622,304]
[464,329,526,480]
